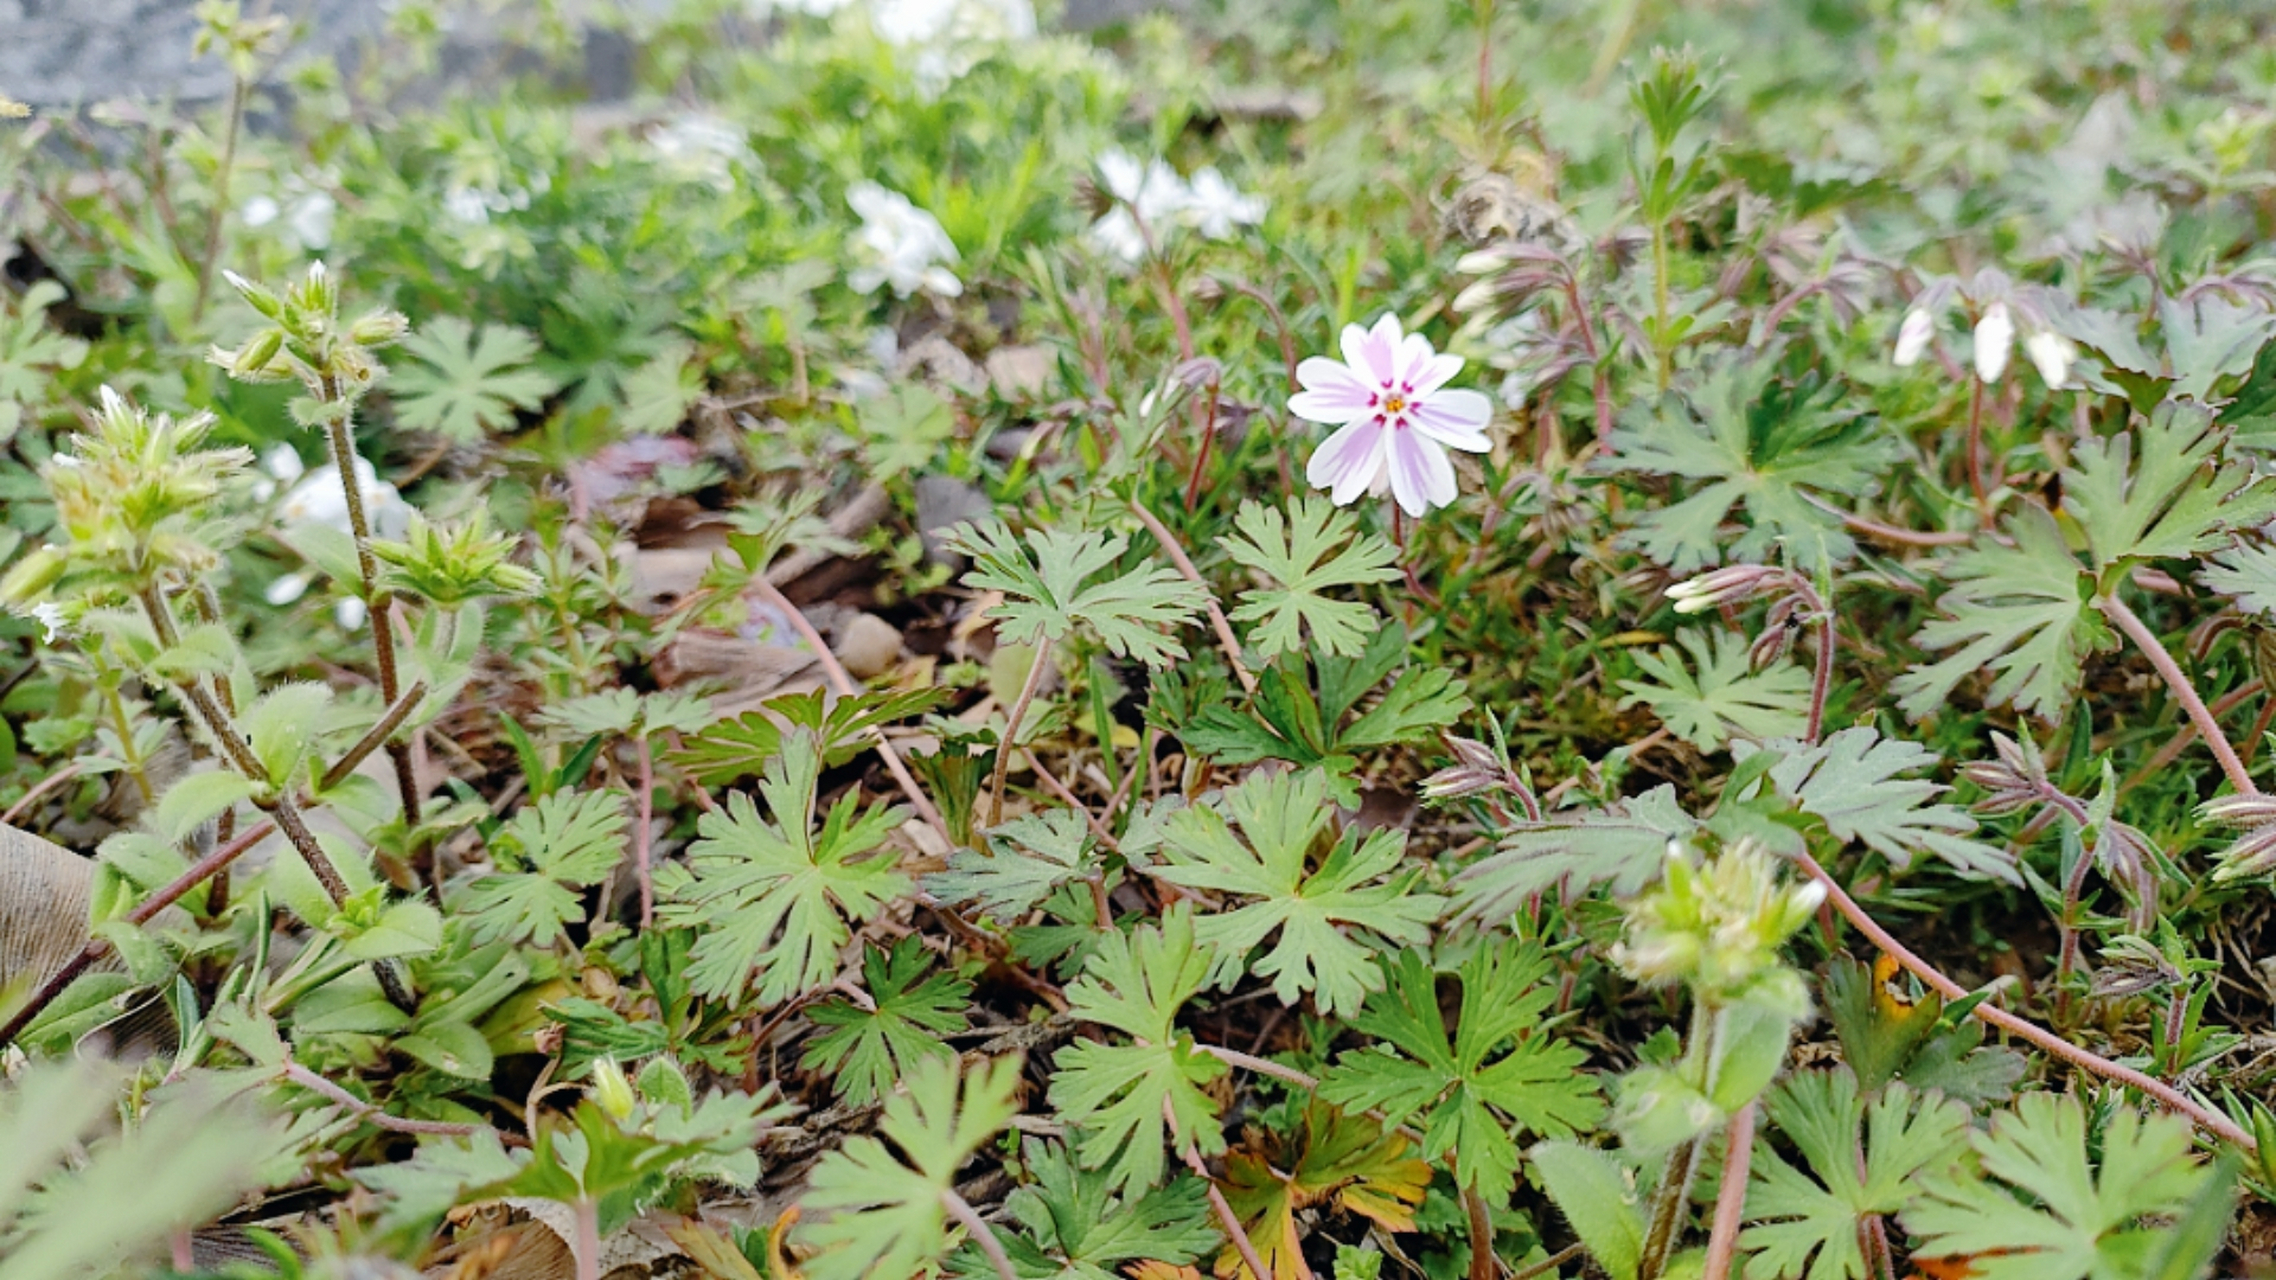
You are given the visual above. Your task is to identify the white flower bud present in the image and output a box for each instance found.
[2024,330,2075,389]
[1892,307,1933,367]
[1973,303,2014,382]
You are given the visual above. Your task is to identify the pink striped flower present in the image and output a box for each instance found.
[1290,313,1491,517]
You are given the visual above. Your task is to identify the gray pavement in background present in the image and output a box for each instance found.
[3,0,387,106]
[3,0,1175,108]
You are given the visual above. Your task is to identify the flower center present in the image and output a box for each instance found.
[1382,393,1407,416]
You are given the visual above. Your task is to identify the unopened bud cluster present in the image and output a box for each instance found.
[209,263,408,428]
[1664,563,1827,668]
[2202,793,2276,882]
[2,387,251,621]
[1612,839,1823,1013]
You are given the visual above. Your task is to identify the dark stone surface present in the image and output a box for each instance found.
[5,0,1182,109]
[4,0,391,106]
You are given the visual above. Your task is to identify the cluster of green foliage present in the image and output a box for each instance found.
[8,1,2276,1278]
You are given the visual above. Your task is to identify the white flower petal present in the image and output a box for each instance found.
[1409,403,1492,451]
[1357,314,1403,385]
[266,573,312,606]
[1098,149,1144,202]
[262,444,305,484]
[1308,419,1386,506]
[1410,351,1466,398]
[1387,427,1450,517]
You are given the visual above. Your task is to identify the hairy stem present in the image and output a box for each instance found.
[1509,1244,1586,1280]
[1175,1108,1277,1280]
[749,577,950,844]
[1806,610,1834,743]
[281,1061,486,1137]
[1651,221,1673,393]
[1196,1043,1319,1091]
[988,635,1053,827]
[2100,591,2259,796]
[634,733,655,928]
[322,413,422,830]
[1702,1102,1757,1280]
[1128,499,1258,696]
[2164,985,2191,1079]
[1182,378,1221,514]
[2055,837,2097,1000]
[1638,1135,1703,1280]
[941,1189,1020,1280]
[1558,273,1615,450]
[1965,378,1989,516]
[1464,1181,1501,1280]
[2,762,82,825]
[319,681,428,792]
[1792,846,2256,1151]
[573,1198,600,1280]
[139,584,416,1011]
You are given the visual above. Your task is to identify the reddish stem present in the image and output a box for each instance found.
[635,734,655,928]
[0,818,277,1046]
[1791,847,2256,1152]
[2100,591,2259,796]
[1183,378,1221,513]
[1702,1102,1757,1280]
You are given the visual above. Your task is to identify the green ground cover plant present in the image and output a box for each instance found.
[8,0,2276,1277]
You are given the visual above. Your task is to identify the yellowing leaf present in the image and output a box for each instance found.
[1220,1102,1429,1280]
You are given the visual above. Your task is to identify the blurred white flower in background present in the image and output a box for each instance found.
[440,175,542,226]
[241,176,336,251]
[260,449,412,630]
[847,183,962,298]
[871,0,1035,44]
[1088,149,1188,263]
[1889,286,2076,391]
[29,602,67,643]
[870,0,1037,90]
[648,113,755,189]
[1183,167,1267,238]
[1086,148,1265,264]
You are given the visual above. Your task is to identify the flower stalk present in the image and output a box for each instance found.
[2100,591,2258,796]
[1791,846,2256,1152]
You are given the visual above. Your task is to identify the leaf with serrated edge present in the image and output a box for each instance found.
[1451,785,1699,926]
[947,520,1208,668]
[657,731,908,1004]
[1618,628,1811,751]
[1892,505,2108,721]
[1740,1068,1970,1280]
[1761,728,2016,883]
[1319,943,1603,1196]
[1049,905,1226,1196]
[1609,353,1896,574]
[1901,1092,2206,1280]
[802,938,971,1106]
[798,1054,1023,1280]
[1153,769,1441,1016]
[391,316,560,443]
[1220,497,1400,660]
